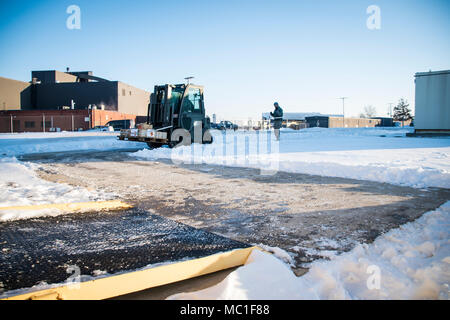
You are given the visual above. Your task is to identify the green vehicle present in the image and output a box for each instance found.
[119,83,212,149]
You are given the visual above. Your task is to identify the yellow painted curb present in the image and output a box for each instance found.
[2,246,258,300]
[0,200,133,213]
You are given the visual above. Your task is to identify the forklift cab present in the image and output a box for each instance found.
[148,83,211,144]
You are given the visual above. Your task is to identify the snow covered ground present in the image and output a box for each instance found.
[0,157,113,221]
[2,128,449,190]
[0,131,143,157]
[134,127,450,189]
[0,132,140,221]
[1,128,449,299]
[168,200,450,300]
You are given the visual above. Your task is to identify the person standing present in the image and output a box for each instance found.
[270,102,283,140]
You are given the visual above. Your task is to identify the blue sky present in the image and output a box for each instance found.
[0,0,449,120]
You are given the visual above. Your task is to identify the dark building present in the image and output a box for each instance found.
[371,117,394,127]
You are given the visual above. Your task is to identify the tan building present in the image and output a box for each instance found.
[0,77,32,111]
[305,116,381,128]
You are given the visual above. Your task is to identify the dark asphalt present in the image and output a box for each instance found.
[0,208,249,293]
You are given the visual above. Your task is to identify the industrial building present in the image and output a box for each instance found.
[413,69,450,134]
[305,116,382,128]
[261,112,388,129]
[261,112,343,129]
[0,70,150,132]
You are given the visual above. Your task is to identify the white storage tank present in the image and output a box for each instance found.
[414,70,450,134]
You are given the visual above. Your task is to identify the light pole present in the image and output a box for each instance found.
[388,103,393,117]
[339,97,348,127]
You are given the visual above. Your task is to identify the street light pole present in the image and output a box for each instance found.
[339,97,348,127]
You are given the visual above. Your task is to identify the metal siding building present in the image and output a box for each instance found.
[414,70,450,133]
[33,81,119,110]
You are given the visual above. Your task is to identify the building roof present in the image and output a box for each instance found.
[415,70,450,77]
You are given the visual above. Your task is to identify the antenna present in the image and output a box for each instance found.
[184,76,194,84]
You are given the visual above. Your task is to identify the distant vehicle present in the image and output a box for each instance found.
[89,125,114,132]
[106,119,135,131]
[217,121,238,131]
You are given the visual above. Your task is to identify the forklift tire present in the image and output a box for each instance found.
[203,136,214,144]
[147,142,162,149]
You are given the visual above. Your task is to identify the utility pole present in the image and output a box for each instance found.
[184,76,194,85]
[388,103,393,117]
[339,97,348,128]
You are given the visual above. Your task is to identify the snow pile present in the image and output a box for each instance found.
[133,128,450,188]
[255,244,296,267]
[0,157,112,221]
[0,132,143,157]
[168,201,450,300]
[168,249,304,300]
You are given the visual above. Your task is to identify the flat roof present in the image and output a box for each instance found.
[415,70,450,77]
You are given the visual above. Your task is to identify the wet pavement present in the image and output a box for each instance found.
[17,149,450,275]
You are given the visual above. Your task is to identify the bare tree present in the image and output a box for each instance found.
[360,105,377,118]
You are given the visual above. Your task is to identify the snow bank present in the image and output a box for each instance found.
[133,128,450,188]
[0,131,143,157]
[168,201,450,300]
[0,157,112,221]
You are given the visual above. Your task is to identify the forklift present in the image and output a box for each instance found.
[119,83,213,148]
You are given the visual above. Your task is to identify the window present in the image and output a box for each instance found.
[182,88,202,113]
[25,121,35,128]
[122,89,126,96]
[41,121,51,128]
